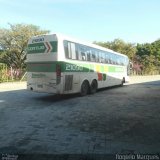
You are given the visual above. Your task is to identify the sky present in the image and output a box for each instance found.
[0,0,160,44]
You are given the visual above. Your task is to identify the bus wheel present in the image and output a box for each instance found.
[80,80,89,96]
[121,78,125,86]
[90,80,97,94]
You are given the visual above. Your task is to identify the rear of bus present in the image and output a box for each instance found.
[26,34,62,94]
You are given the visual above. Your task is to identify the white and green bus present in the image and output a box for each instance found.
[26,33,130,96]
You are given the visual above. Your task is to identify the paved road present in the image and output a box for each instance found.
[0,76,160,157]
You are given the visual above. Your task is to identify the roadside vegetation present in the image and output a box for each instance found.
[0,23,49,82]
[0,23,160,82]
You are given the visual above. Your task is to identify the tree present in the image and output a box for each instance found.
[137,40,160,57]
[140,55,158,74]
[136,43,152,57]
[151,39,160,56]
[0,23,49,70]
[136,40,160,74]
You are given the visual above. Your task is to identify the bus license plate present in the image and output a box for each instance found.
[37,84,43,88]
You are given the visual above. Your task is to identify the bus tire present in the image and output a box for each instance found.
[121,77,125,86]
[80,80,89,96]
[90,80,97,94]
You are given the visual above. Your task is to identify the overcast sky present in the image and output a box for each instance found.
[0,0,160,43]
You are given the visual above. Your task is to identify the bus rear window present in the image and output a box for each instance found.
[64,41,78,60]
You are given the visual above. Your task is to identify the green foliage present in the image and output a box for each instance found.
[136,39,160,75]
[0,23,49,70]
[151,39,160,53]
[136,40,160,58]
[0,63,8,82]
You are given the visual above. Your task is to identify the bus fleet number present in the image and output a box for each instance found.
[66,64,83,71]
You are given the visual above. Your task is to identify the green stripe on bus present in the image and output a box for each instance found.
[108,66,124,72]
[27,62,56,72]
[27,61,124,73]
[63,63,95,72]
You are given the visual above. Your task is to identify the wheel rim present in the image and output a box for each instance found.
[81,81,88,95]
[91,80,97,93]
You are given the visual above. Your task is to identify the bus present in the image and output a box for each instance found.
[26,33,130,96]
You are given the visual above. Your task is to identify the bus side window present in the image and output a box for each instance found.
[99,51,102,63]
[112,54,116,64]
[117,55,120,65]
[95,50,99,62]
[64,41,69,58]
[113,54,116,64]
[69,42,76,60]
[91,50,96,62]
[77,44,82,60]
[75,43,79,60]
[82,53,86,60]
[120,57,123,65]
[86,47,91,61]
[122,57,125,66]
[64,41,77,60]
[105,53,109,64]
[107,52,110,64]
[102,52,105,63]
[111,54,114,64]
[79,45,86,61]
[109,53,113,64]
[115,55,118,65]
[119,57,123,65]
[68,43,71,58]
[99,51,105,63]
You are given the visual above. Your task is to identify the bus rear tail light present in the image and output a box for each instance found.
[56,64,61,84]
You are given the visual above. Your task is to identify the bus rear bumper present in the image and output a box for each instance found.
[27,83,57,94]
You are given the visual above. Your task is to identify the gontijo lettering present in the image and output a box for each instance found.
[28,45,45,52]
